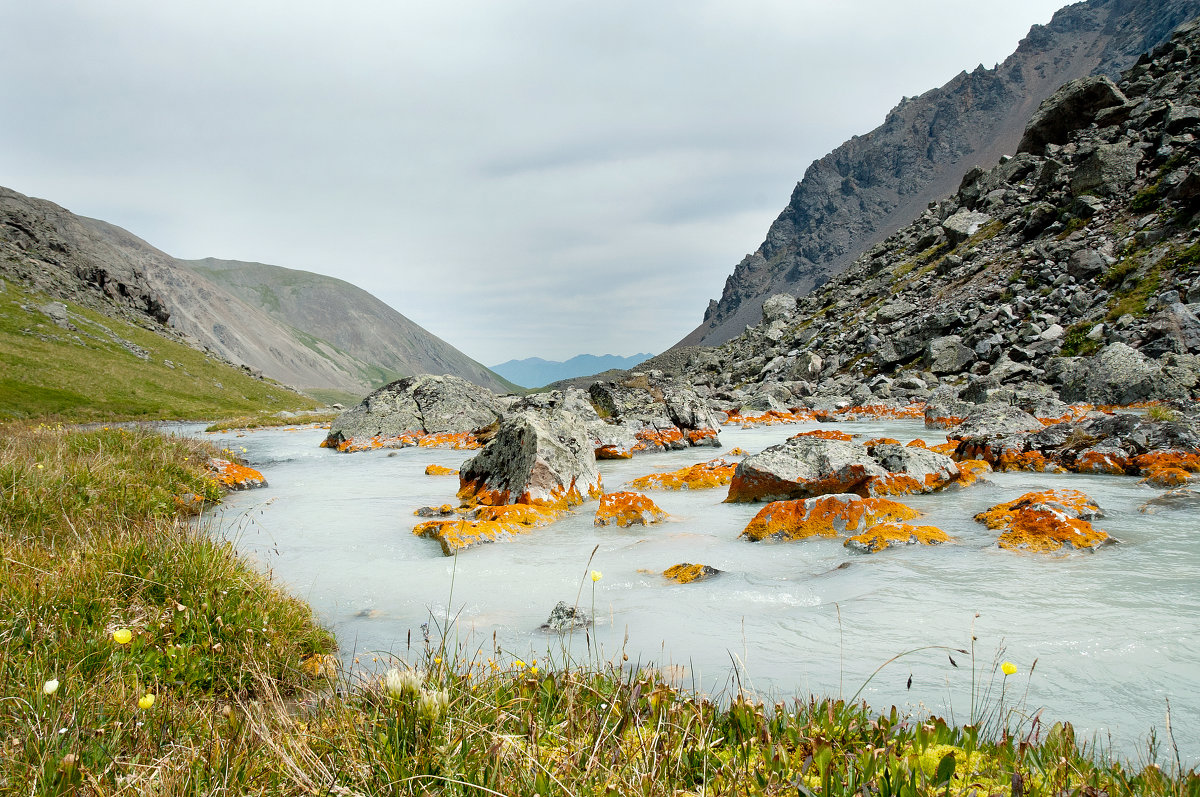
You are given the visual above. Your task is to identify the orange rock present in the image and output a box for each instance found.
[417,432,482,450]
[740,494,919,542]
[630,459,736,491]
[1140,467,1191,488]
[594,492,668,527]
[950,459,992,488]
[864,437,902,448]
[663,563,720,583]
[906,439,930,449]
[726,447,747,456]
[1072,449,1131,475]
[791,429,855,442]
[206,458,267,490]
[595,445,634,460]
[844,523,951,553]
[1133,450,1200,474]
[975,489,1110,554]
[424,464,459,476]
[457,477,601,511]
[925,414,967,430]
[632,427,686,452]
[686,428,719,445]
[1035,405,1096,425]
[413,504,561,556]
[724,408,815,427]
[931,441,959,456]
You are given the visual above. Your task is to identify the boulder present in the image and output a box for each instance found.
[726,437,887,503]
[588,377,721,452]
[761,293,798,322]
[1139,487,1200,514]
[630,458,736,491]
[1066,249,1107,282]
[844,523,951,553]
[1146,302,1200,354]
[942,210,993,246]
[950,405,1043,438]
[594,492,668,527]
[975,489,1112,553]
[740,494,918,542]
[413,504,561,556]
[865,443,961,495]
[1017,76,1127,154]
[207,458,267,490]
[540,601,591,632]
[457,410,602,509]
[324,374,500,451]
[663,563,721,583]
[1069,143,1142,197]
[926,335,975,374]
[1055,343,1158,405]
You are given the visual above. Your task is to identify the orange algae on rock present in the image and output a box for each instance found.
[975,489,1111,554]
[595,444,634,460]
[686,428,719,445]
[790,429,855,442]
[974,489,1103,529]
[1140,467,1191,488]
[417,432,481,450]
[951,459,992,488]
[1133,450,1200,474]
[594,492,668,527]
[740,495,919,542]
[630,459,736,491]
[1073,449,1131,475]
[457,476,600,511]
[413,504,562,556]
[724,408,814,427]
[845,523,951,553]
[424,464,459,476]
[726,447,747,456]
[206,458,267,490]
[864,437,902,448]
[663,563,721,583]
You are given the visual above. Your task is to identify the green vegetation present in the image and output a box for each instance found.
[0,283,319,422]
[2,424,1196,794]
[1060,322,1102,357]
[1104,257,1162,321]
[203,409,341,433]
[1147,404,1182,423]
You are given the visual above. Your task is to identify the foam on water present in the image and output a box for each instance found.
[194,419,1200,763]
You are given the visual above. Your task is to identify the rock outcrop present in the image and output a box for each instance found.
[594,492,668,527]
[975,489,1113,553]
[740,494,919,542]
[588,373,721,452]
[323,374,500,452]
[457,410,602,509]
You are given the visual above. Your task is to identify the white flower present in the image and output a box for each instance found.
[417,688,449,722]
[43,679,60,696]
[384,667,422,699]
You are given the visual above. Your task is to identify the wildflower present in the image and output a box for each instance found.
[112,628,133,645]
[37,464,44,470]
[1001,661,1018,676]
[530,665,539,675]
[514,659,526,669]
[384,667,422,699]
[591,570,602,582]
[43,679,60,696]
[138,694,155,710]
[417,689,449,722]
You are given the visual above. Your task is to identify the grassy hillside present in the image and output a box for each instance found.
[0,281,319,421]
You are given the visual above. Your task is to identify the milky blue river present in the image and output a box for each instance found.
[184,416,1200,764]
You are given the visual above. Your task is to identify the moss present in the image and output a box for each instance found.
[1060,322,1101,357]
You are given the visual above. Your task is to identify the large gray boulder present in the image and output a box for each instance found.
[869,443,960,491]
[941,210,993,246]
[927,335,975,374]
[324,374,500,450]
[1069,143,1142,197]
[1017,76,1127,155]
[457,410,602,508]
[726,437,886,503]
[588,376,720,451]
[950,405,1043,438]
[1055,343,1158,405]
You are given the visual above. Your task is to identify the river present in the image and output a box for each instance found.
[187,416,1200,764]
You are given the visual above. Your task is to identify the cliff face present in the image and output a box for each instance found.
[0,187,509,398]
[681,0,1200,347]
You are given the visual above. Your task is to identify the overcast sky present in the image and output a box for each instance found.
[2,1,1069,364]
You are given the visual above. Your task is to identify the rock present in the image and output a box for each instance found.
[630,458,736,491]
[740,494,919,542]
[324,375,500,452]
[39,301,75,330]
[844,523,951,553]
[975,489,1111,553]
[726,437,887,503]
[539,601,591,632]
[588,377,721,453]
[1055,343,1158,404]
[594,492,668,527]
[1017,76,1127,154]
[1066,249,1107,281]
[206,458,267,490]
[663,563,721,583]
[942,210,993,246]
[1069,143,1142,196]
[457,410,602,509]
[950,405,1043,438]
[876,300,917,324]
[1139,487,1200,514]
[926,335,975,374]
[865,443,961,495]
[1147,302,1200,354]
[413,504,561,556]
[424,464,458,476]
[761,293,797,322]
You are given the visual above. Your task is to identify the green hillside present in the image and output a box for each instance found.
[0,282,318,421]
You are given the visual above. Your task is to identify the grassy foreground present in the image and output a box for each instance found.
[1,424,1196,795]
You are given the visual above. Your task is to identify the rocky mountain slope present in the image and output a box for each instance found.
[490,353,653,389]
[681,0,1200,348]
[673,18,1200,411]
[0,186,508,398]
[182,258,512,394]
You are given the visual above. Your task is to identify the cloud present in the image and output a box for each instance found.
[0,0,1067,362]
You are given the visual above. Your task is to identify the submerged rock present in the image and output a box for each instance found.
[539,601,591,632]
[844,523,951,553]
[663,563,721,583]
[1139,487,1200,514]
[975,489,1112,553]
[726,437,886,503]
[594,492,668,527]
[740,494,918,542]
[457,410,602,509]
[413,504,561,556]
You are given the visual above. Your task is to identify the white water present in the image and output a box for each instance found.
[191,418,1200,764]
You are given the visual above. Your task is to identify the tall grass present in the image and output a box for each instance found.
[1,422,1196,795]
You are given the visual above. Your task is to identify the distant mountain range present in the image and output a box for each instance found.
[490,353,654,388]
[0,185,512,402]
[679,0,1200,347]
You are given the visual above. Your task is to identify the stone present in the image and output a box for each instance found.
[950,405,1043,438]
[1069,143,1142,197]
[864,443,961,495]
[663,563,721,583]
[413,504,561,556]
[630,458,736,491]
[594,492,668,527]
[942,210,993,246]
[740,494,919,542]
[1147,302,1200,354]
[1056,343,1158,405]
[1066,249,1107,281]
[876,300,917,324]
[1017,76,1127,154]
[540,601,591,632]
[726,437,887,503]
[975,489,1112,553]
[457,410,602,509]
[761,293,797,322]
[206,458,267,490]
[844,523,951,553]
[926,335,975,374]
[588,377,721,453]
[1139,487,1200,514]
[324,375,500,452]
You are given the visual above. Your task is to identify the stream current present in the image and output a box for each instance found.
[189,417,1200,763]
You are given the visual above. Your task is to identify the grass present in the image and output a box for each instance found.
[2,423,1197,795]
[203,410,340,433]
[0,283,319,422]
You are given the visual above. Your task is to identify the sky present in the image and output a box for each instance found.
[1,1,1070,365]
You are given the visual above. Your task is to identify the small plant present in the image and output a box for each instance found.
[1060,322,1101,357]
[1148,405,1181,422]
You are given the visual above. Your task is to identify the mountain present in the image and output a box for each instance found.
[181,258,514,395]
[663,18,1200,410]
[0,185,510,401]
[680,0,1200,348]
[490,353,654,388]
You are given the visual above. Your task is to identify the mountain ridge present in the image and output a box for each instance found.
[490,353,654,388]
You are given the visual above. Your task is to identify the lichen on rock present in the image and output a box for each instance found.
[663,563,721,583]
[594,492,668,528]
[845,523,951,553]
[740,494,919,542]
[975,489,1112,553]
[630,459,736,491]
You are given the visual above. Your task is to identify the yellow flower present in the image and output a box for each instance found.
[591,570,602,582]
[514,659,526,669]
[112,628,132,645]
[530,665,539,675]
[138,693,155,710]
[43,679,60,696]
[1001,661,1017,676]
[37,464,44,470]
